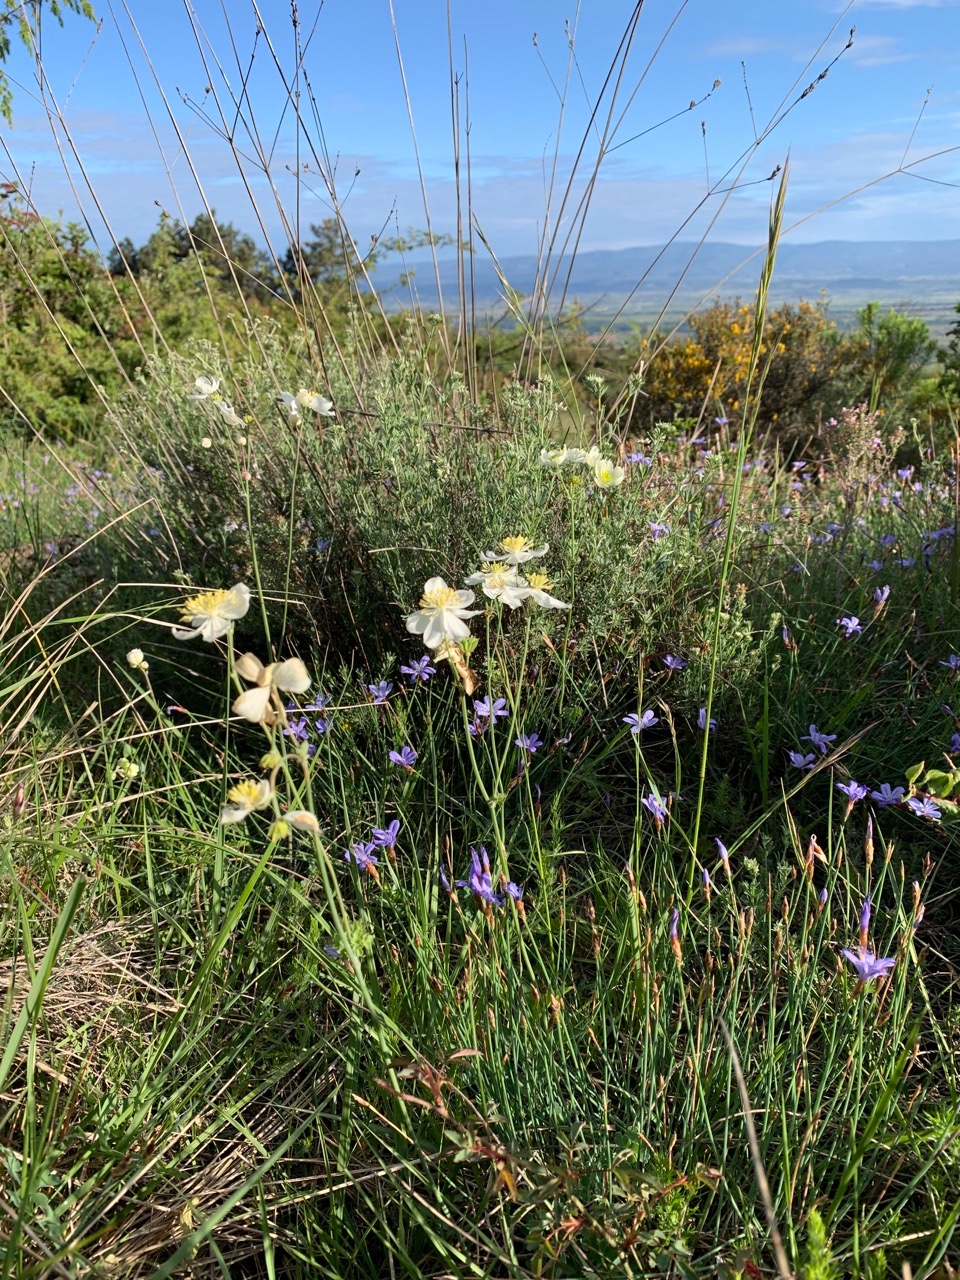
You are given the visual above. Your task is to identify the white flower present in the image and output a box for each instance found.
[539,446,586,468]
[481,536,550,566]
[232,653,311,723]
[220,778,273,825]
[278,391,301,422]
[200,437,213,449]
[593,458,625,488]
[126,647,146,669]
[172,583,251,643]
[582,446,604,468]
[405,577,479,649]
[463,562,528,609]
[296,388,334,417]
[189,374,220,400]
[519,572,570,610]
[215,400,244,427]
[112,759,140,782]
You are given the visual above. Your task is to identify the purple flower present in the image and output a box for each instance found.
[367,680,394,704]
[303,694,331,712]
[371,819,401,848]
[789,750,817,770]
[505,880,523,902]
[515,732,543,753]
[867,559,884,573]
[649,522,670,539]
[283,715,311,744]
[941,654,960,671]
[951,733,960,754]
[698,707,716,732]
[344,841,379,871]
[895,557,916,569]
[897,466,914,481]
[818,887,828,908]
[802,724,837,754]
[626,451,652,465]
[623,709,658,734]
[474,696,509,721]
[669,907,680,939]
[836,780,868,804]
[869,783,905,806]
[663,654,686,671]
[714,415,729,426]
[837,616,862,638]
[874,585,890,604]
[702,866,712,890]
[840,948,896,983]
[859,895,872,938]
[641,794,668,824]
[457,846,503,907]
[906,795,942,820]
[880,533,897,548]
[715,838,729,865]
[400,655,436,684]
[388,745,418,768]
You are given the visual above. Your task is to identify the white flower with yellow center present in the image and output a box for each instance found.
[232,652,312,723]
[295,388,335,417]
[220,778,273,825]
[173,583,251,642]
[539,446,586,468]
[593,458,625,488]
[481,535,549,566]
[405,577,479,649]
[189,374,220,400]
[463,562,527,609]
[519,571,570,610]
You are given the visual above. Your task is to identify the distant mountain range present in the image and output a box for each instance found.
[372,240,960,334]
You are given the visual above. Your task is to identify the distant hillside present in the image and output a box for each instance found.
[373,240,960,336]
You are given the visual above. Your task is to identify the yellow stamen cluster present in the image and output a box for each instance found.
[227,779,266,808]
[180,588,231,621]
[420,583,462,610]
[525,572,554,590]
[500,536,532,556]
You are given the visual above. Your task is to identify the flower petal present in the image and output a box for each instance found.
[272,657,311,693]
[233,685,273,722]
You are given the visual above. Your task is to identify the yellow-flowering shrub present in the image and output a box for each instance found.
[628,298,851,446]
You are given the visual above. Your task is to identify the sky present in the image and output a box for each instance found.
[1,0,959,265]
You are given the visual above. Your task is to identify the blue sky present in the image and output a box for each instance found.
[2,0,959,262]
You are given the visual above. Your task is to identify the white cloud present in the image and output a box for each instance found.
[846,35,918,65]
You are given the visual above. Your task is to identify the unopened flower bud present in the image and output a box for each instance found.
[287,810,320,833]
[126,648,149,671]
